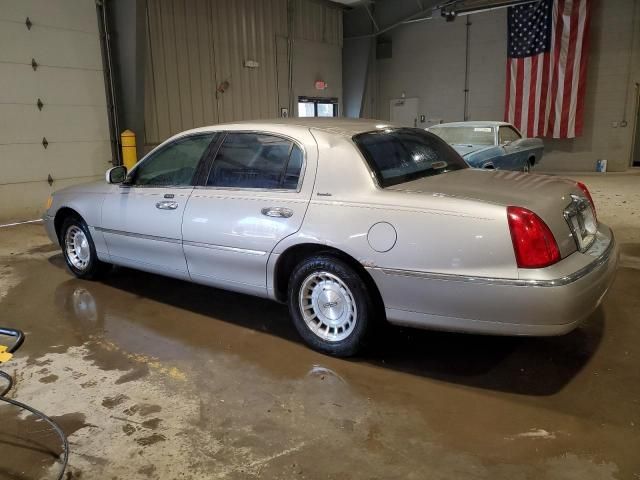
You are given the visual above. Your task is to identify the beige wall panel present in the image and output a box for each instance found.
[292,0,342,45]
[144,0,343,141]
[292,39,342,107]
[0,63,106,105]
[0,0,111,222]
[0,105,110,144]
[0,176,101,223]
[376,17,466,122]
[0,0,99,33]
[212,0,285,123]
[0,182,55,222]
[0,142,111,185]
[0,21,102,70]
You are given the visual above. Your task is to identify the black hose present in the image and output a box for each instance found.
[0,329,69,480]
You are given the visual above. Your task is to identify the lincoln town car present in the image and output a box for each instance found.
[43,119,618,356]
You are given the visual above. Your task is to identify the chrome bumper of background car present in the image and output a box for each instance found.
[368,224,618,336]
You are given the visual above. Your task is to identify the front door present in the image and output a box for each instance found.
[101,133,218,279]
[182,130,316,296]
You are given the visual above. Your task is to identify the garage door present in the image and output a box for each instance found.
[0,0,112,223]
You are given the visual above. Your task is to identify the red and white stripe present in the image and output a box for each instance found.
[504,0,591,139]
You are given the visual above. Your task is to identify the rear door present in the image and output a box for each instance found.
[182,130,316,296]
[100,133,218,279]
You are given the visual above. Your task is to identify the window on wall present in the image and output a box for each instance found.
[297,97,339,117]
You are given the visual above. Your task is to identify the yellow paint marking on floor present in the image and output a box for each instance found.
[89,337,187,381]
[0,345,13,363]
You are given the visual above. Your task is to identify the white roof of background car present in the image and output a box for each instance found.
[431,121,511,128]
[179,118,398,140]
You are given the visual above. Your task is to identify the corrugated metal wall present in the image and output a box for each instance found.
[291,0,342,46]
[144,0,342,147]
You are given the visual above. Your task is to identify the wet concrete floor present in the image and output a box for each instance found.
[0,172,639,479]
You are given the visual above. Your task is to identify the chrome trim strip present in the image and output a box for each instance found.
[375,232,615,288]
[96,227,267,255]
[182,240,266,256]
[95,227,182,245]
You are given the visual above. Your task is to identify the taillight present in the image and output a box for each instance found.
[507,206,561,268]
[576,181,597,220]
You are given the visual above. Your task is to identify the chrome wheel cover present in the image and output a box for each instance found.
[523,163,531,173]
[298,271,357,342]
[64,225,91,271]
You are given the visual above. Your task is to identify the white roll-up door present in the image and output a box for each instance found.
[0,0,112,222]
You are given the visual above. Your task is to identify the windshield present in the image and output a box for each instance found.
[429,126,495,146]
[353,128,468,188]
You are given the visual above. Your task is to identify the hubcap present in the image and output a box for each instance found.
[298,271,357,342]
[65,225,91,270]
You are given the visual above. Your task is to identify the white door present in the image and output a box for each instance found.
[101,133,217,279]
[0,1,112,222]
[390,97,419,128]
[182,131,317,297]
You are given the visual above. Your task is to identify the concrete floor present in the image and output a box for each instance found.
[0,172,639,479]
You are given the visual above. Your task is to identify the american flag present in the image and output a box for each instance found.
[504,0,591,139]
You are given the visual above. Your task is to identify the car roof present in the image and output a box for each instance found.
[180,118,399,139]
[431,121,510,128]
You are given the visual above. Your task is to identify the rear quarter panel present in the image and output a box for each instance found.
[271,132,517,282]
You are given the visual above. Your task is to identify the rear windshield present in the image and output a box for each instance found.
[429,126,495,146]
[353,128,468,187]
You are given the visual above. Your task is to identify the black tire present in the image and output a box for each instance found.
[60,216,110,280]
[288,254,374,357]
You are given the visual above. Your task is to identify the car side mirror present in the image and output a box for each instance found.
[106,165,127,184]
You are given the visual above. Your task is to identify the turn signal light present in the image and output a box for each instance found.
[46,195,53,210]
[576,181,597,220]
[507,206,560,269]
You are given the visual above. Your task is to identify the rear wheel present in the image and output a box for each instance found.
[288,255,373,357]
[61,216,110,279]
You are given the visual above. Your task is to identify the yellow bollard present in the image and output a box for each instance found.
[120,129,137,171]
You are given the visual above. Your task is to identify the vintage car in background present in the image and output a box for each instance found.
[43,119,616,357]
[427,121,544,172]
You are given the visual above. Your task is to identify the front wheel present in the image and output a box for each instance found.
[61,217,110,279]
[288,255,374,357]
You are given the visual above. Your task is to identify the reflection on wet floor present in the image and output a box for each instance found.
[1,232,639,478]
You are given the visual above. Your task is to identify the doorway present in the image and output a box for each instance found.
[297,97,339,117]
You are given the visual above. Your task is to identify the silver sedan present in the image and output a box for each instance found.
[43,119,618,356]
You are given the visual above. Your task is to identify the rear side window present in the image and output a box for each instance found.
[206,133,303,190]
[353,128,468,188]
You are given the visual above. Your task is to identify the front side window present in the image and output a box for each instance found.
[130,133,217,187]
[354,128,468,188]
[206,133,303,190]
[429,126,495,146]
[499,126,522,144]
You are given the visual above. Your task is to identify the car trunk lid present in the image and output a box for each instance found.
[387,168,588,258]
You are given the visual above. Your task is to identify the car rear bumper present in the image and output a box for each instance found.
[367,224,618,336]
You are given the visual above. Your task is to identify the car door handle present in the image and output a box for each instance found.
[261,207,293,218]
[156,201,179,210]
